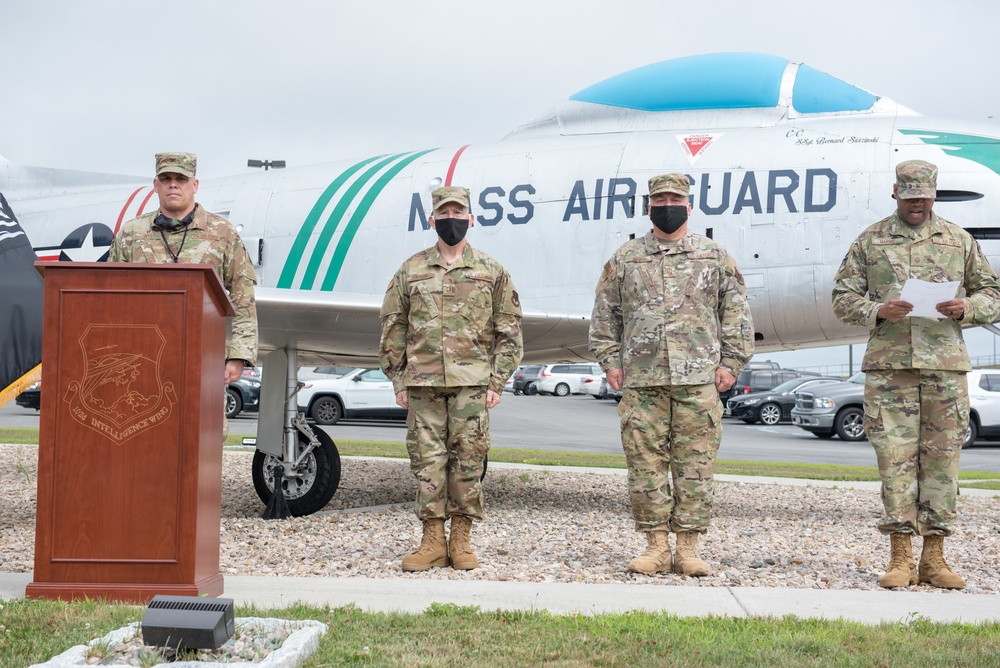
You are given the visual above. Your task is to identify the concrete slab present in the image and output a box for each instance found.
[222,576,747,617]
[5,572,1000,625]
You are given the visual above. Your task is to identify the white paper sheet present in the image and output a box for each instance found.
[898,279,960,319]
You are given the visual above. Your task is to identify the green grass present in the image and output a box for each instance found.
[331,440,1000,484]
[0,428,39,445]
[2,599,1000,667]
[962,481,1000,490]
[7,427,1000,485]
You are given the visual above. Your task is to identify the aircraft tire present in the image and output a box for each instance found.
[225,387,243,419]
[252,428,341,516]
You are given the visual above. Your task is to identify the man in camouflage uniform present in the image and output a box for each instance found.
[833,160,1000,590]
[109,152,258,381]
[589,173,753,577]
[380,185,523,571]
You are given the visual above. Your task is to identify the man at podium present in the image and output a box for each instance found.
[108,152,258,382]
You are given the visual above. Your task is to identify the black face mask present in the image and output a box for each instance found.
[649,205,688,235]
[434,217,469,246]
[153,209,195,231]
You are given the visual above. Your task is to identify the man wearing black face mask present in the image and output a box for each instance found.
[380,185,523,572]
[590,173,754,578]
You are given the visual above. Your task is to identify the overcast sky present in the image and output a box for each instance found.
[6,0,1000,369]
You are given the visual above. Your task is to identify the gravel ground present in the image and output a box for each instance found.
[3,445,999,594]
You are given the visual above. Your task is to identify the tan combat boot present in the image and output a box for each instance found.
[673,531,710,577]
[627,530,672,574]
[449,515,479,570]
[879,533,917,588]
[401,519,449,571]
[918,535,965,589]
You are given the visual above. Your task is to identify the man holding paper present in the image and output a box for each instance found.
[832,160,1000,590]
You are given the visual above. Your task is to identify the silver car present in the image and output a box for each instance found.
[790,372,866,441]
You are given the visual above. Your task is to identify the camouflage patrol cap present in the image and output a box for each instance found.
[431,185,471,212]
[648,173,690,197]
[895,160,937,199]
[155,152,197,178]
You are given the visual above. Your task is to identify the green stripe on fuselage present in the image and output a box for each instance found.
[321,149,437,291]
[299,152,414,290]
[898,129,1000,175]
[276,155,384,289]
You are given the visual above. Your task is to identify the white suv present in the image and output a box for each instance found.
[536,363,602,397]
[965,369,1000,448]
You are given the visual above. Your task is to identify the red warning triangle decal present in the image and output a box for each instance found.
[684,136,713,156]
[676,133,723,164]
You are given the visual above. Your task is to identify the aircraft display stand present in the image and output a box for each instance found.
[26,262,234,603]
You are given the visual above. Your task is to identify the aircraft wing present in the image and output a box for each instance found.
[256,287,592,368]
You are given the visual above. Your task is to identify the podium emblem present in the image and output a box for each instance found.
[64,324,177,444]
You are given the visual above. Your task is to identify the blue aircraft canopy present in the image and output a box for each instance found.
[569,53,877,114]
[791,64,878,113]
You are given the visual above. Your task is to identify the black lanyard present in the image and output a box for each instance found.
[159,225,190,263]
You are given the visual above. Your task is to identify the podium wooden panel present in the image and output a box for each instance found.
[27,262,234,603]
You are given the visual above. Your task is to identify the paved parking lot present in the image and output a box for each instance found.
[5,394,998,470]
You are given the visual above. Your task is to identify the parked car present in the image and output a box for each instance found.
[504,366,526,393]
[297,368,405,425]
[579,372,622,401]
[718,360,782,404]
[790,372,866,441]
[15,383,41,411]
[298,366,355,382]
[726,376,842,425]
[536,363,603,396]
[512,365,543,395]
[962,369,1000,448]
[226,369,261,418]
[727,368,820,403]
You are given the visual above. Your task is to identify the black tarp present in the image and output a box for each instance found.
[0,190,43,405]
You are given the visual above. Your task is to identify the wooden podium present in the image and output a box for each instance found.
[27,262,235,603]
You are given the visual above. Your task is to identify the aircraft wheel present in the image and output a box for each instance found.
[758,403,782,426]
[252,428,341,516]
[310,396,343,425]
[554,382,571,397]
[225,387,243,419]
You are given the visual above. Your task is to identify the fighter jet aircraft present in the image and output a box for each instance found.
[5,52,1000,515]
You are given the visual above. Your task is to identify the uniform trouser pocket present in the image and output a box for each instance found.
[406,386,489,521]
[618,384,720,533]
